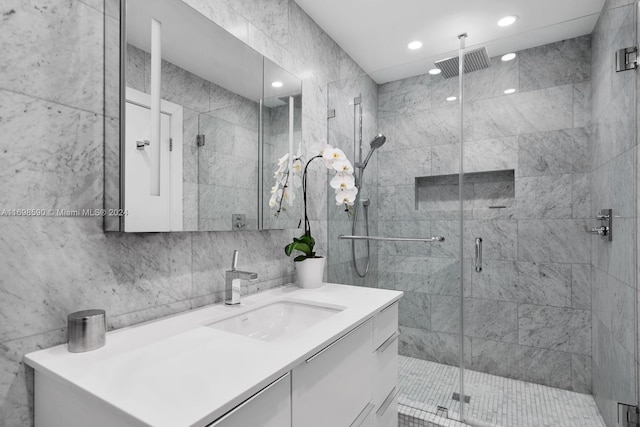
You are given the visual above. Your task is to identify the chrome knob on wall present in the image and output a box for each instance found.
[589,209,613,242]
[590,226,609,236]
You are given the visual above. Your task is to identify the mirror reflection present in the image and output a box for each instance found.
[262,59,303,230]
[116,0,301,232]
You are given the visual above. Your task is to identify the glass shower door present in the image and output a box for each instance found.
[385,48,466,421]
[459,8,638,425]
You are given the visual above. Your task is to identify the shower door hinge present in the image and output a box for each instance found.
[618,403,639,427]
[327,109,335,119]
[196,134,205,146]
[616,46,638,72]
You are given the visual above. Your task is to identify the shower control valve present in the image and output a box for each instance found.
[590,226,609,236]
[590,209,613,242]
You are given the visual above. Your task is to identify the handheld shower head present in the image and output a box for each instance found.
[370,134,386,149]
[360,134,387,169]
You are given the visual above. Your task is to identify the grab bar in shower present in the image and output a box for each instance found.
[338,235,445,243]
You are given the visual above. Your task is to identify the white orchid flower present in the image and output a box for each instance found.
[332,159,355,174]
[292,158,303,173]
[292,174,302,188]
[278,152,289,165]
[311,142,332,157]
[335,187,358,206]
[330,173,356,191]
[323,147,346,163]
[283,186,296,205]
[269,188,283,207]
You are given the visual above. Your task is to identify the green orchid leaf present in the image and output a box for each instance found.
[293,255,308,262]
[284,241,311,257]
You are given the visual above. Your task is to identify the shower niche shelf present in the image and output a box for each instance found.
[414,169,515,217]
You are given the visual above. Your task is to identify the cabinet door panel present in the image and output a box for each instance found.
[292,320,374,427]
[375,388,398,427]
[208,373,291,427]
[373,303,398,350]
[374,333,399,407]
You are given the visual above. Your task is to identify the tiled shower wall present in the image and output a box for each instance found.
[0,0,370,424]
[327,75,380,287]
[377,35,593,393]
[590,1,638,426]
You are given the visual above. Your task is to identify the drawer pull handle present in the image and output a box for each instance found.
[376,330,400,353]
[376,387,399,417]
[306,319,372,363]
[206,372,289,426]
[380,301,398,313]
[350,402,375,426]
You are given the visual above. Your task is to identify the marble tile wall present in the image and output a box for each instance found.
[326,73,380,287]
[378,35,593,393]
[0,0,369,424]
[590,1,639,426]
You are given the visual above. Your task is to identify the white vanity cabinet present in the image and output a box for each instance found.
[291,301,400,427]
[207,373,291,427]
[373,302,399,427]
[292,318,374,427]
[25,285,403,427]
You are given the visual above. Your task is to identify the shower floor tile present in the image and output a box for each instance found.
[398,355,606,427]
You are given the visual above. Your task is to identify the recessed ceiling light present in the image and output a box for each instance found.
[408,41,423,50]
[271,81,283,88]
[504,88,516,94]
[446,96,457,102]
[428,68,442,75]
[497,15,518,27]
[501,53,517,62]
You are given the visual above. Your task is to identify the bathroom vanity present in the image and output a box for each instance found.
[25,284,402,427]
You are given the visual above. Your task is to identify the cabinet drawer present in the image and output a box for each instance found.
[373,302,398,350]
[207,373,291,427]
[351,402,376,427]
[374,331,399,407]
[375,387,399,427]
[292,319,374,427]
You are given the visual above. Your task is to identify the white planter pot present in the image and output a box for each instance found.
[295,256,326,289]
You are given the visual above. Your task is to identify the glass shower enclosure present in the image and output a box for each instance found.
[327,2,638,425]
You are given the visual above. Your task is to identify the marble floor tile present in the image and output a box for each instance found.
[398,356,605,427]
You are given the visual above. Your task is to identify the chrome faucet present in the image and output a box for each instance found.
[225,250,258,306]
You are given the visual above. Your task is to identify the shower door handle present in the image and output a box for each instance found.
[475,237,482,273]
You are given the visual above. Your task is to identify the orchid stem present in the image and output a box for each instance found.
[302,155,323,236]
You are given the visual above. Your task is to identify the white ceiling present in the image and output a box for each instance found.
[294,0,606,83]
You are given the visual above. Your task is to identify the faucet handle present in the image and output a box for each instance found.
[231,250,239,271]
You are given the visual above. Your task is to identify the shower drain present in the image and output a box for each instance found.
[436,406,449,418]
[452,392,471,403]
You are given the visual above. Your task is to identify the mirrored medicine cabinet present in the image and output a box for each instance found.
[104,0,303,232]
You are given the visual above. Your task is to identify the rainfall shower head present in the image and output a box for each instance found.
[360,134,387,170]
[435,46,491,79]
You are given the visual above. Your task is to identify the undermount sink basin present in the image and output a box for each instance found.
[206,301,343,342]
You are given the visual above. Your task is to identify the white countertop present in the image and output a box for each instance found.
[24,283,403,427]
